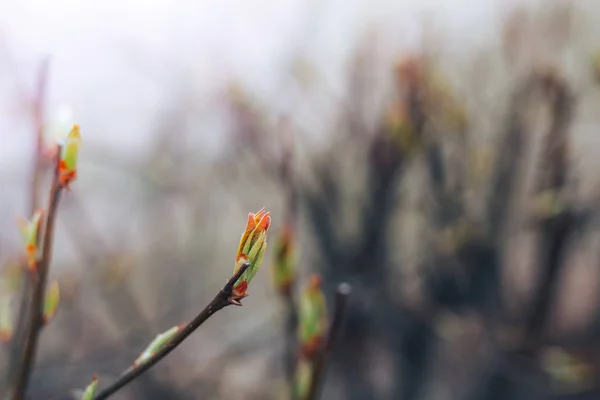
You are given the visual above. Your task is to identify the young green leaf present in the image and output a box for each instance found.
[81,374,98,400]
[133,325,182,367]
[0,295,12,343]
[43,281,60,324]
[298,274,328,357]
[58,124,82,189]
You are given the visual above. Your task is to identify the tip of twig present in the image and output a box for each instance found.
[337,283,351,296]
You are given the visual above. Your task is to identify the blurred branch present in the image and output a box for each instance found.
[11,146,63,400]
[4,59,51,395]
[305,283,351,400]
[521,71,574,354]
[93,262,251,400]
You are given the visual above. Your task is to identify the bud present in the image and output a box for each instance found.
[133,324,183,367]
[232,208,271,302]
[17,209,44,271]
[81,374,98,400]
[271,222,297,296]
[0,295,12,343]
[385,101,417,152]
[43,281,60,324]
[294,357,313,400]
[58,124,82,189]
[298,274,327,358]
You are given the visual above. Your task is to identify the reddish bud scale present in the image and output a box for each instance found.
[299,335,324,359]
[58,160,77,189]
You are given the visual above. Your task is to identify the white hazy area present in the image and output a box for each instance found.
[1,0,600,257]
[1,0,537,165]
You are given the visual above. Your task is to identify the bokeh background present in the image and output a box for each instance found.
[2,0,600,399]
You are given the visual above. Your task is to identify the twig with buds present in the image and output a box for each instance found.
[11,146,63,400]
[92,262,252,400]
[305,283,351,400]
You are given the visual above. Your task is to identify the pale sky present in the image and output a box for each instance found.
[0,0,521,168]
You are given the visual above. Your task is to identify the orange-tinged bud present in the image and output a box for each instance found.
[298,274,327,358]
[58,124,81,189]
[18,209,44,271]
[232,208,271,301]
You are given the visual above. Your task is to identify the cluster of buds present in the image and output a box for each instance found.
[133,324,184,367]
[386,57,423,154]
[17,210,44,272]
[232,208,271,305]
[58,124,82,190]
[297,274,328,359]
[271,222,297,296]
[387,56,468,152]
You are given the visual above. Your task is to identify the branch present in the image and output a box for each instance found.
[306,283,351,400]
[93,262,251,400]
[282,292,298,394]
[3,59,50,395]
[11,147,63,400]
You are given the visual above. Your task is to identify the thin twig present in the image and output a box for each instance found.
[283,292,298,394]
[306,283,351,400]
[93,262,251,400]
[11,147,63,400]
[3,59,50,396]
[29,58,50,216]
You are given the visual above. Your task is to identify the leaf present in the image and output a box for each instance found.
[0,295,12,343]
[61,124,82,171]
[134,325,182,366]
[81,374,98,400]
[295,358,313,400]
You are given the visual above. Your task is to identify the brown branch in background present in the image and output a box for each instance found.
[93,262,251,400]
[521,71,574,354]
[4,59,51,395]
[28,58,51,216]
[11,147,63,400]
[282,291,298,392]
[305,283,351,400]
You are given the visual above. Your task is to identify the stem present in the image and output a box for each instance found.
[3,59,50,396]
[93,262,251,400]
[29,58,50,216]
[283,292,298,397]
[305,283,351,400]
[11,148,63,400]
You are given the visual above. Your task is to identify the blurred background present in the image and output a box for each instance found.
[2,0,600,399]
